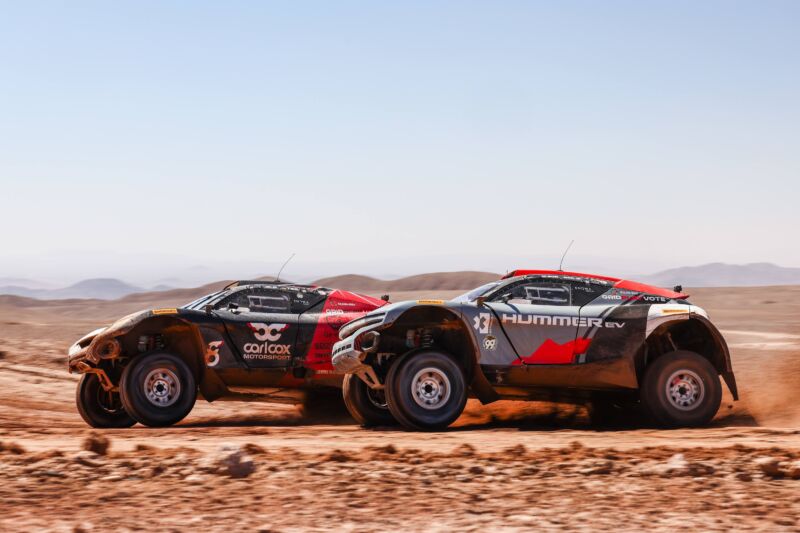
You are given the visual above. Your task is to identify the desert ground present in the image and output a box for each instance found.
[1,282,799,531]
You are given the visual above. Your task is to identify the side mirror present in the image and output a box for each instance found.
[381,294,390,302]
[204,304,214,315]
[476,296,487,307]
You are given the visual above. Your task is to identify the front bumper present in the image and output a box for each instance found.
[68,347,91,372]
[331,338,365,374]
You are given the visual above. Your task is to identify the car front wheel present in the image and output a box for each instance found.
[119,353,197,427]
[342,373,396,427]
[640,350,722,428]
[76,373,137,428]
[385,350,467,431]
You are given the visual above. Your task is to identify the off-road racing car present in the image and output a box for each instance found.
[332,270,738,430]
[68,281,389,428]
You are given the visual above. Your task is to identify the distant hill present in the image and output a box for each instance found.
[2,264,799,302]
[0,278,144,300]
[639,263,800,288]
[312,271,499,293]
[0,277,54,290]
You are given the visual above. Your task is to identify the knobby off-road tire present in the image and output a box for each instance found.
[119,352,197,427]
[640,350,722,428]
[342,373,396,427]
[76,373,137,428]
[385,350,467,431]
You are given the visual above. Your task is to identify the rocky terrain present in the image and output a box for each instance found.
[2,433,799,532]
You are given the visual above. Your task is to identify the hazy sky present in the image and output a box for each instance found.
[1,1,798,284]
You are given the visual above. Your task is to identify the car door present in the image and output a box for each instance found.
[485,277,580,365]
[214,287,299,369]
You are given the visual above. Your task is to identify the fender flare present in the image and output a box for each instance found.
[646,313,738,400]
[390,306,500,405]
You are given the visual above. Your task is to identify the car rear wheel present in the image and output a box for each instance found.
[385,350,467,431]
[119,353,197,427]
[640,350,722,427]
[76,373,137,428]
[342,373,397,427]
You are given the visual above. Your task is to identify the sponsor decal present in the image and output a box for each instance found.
[417,299,444,305]
[247,322,289,342]
[483,335,497,351]
[152,308,178,315]
[205,341,224,367]
[642,295,669,303]
[473,312,491,334]
[242,322,292,361]
[243,342,292,359]
[501,314,625,328]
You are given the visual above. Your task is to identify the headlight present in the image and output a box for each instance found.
[338,314,385,340]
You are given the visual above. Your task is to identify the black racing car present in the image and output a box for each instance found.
[332,269,738,430]
[68,281,388,427]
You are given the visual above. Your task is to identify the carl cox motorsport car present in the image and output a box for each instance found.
[332,270,738,430]
[68,281,388,428]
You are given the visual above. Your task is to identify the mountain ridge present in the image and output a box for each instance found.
[2,263,800,301]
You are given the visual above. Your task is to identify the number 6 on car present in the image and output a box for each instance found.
[68,281,389,428]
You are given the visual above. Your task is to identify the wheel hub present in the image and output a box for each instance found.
[665,369,705,411]
[143,368,181,407]
[411,367,451,410]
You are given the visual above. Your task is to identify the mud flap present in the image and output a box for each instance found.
[722,371,739,401]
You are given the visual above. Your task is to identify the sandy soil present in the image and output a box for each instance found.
[1,285,799,531]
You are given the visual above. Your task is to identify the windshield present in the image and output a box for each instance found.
[183,290,226,310]
[451,281,501,303]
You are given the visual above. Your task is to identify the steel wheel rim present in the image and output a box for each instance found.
[411,367,451,410]
[665,369,705,411]
[143,368,181,407]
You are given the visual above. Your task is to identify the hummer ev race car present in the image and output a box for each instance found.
[332,270,738,430]
[68,281,388,428]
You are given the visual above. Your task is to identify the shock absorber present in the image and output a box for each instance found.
[420,329,434,348]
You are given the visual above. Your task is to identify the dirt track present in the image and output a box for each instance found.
[1,286,799,531]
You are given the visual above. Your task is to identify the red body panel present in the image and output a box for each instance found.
[304,290,387,373]
[511,337,592,365]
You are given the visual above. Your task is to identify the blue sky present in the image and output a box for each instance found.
[1,1,798,284]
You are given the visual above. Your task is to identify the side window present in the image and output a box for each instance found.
[490,281,572,306]
[216,288,292,313]
[247,290,291,313]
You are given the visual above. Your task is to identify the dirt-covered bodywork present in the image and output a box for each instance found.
[332,270,737,430]
[68,281,387,427]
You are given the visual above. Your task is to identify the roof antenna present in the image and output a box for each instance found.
[275,253,296,282]
[558,240,574,271]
